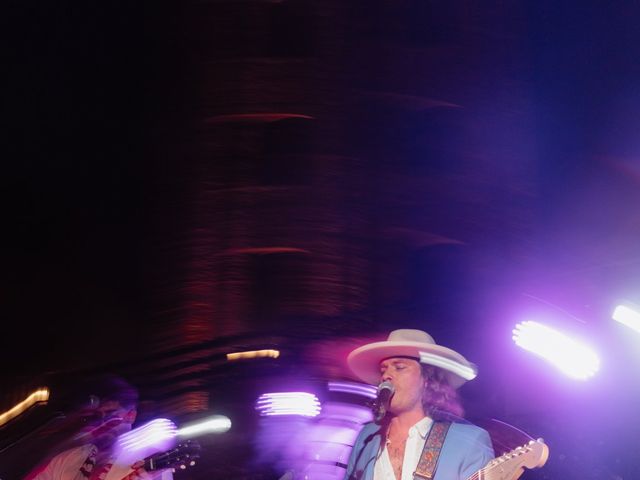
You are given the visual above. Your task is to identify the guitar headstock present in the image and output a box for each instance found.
[145,440,202,472]
[481,439,549,480]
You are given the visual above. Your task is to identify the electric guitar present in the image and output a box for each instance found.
[94,441,202,480]
[143,440,202,472]
[466,439,549,480]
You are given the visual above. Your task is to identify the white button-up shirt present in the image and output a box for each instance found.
[373,416,434,480]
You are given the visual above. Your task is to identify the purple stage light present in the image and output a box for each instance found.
[327,381,377,399]
[256,392,321,417]
[613,305,640,334]
[318,401,373,425]
[114,418,177,463]
[512,321,599,380]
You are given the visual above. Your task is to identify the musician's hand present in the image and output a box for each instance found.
[122,463,152,480]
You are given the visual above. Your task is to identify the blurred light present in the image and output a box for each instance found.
[0,388,49,427]
[327,381,377,399]
[513,321,599,380]
[256,392,321,417]
[419,352,477,381]
[177,415,232,437]
[613,305,640,334]
[116,418,177,456]
[227,349,280,361]
[318,402,373,425]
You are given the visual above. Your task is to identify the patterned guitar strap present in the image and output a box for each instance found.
[413,421,452,480]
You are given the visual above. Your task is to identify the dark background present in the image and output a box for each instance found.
[3,1,640,479]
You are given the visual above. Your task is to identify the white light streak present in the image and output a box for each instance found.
[256,392,321,417]
[419,352,477,381]
[177,415,232,437]
[117,418,177,452]
[613,305,640,334]
[513,321,599,380]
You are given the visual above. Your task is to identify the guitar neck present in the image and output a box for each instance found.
[144,455,160,472]
[142,440,201,472]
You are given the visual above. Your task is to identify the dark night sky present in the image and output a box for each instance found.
[3,0,639,383]
[5,1,147,374]
[4,0,640,402]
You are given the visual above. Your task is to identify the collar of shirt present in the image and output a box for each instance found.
[375,416,434,480]
[409,416,433,439]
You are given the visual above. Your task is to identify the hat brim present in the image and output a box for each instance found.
[347,340,476,389]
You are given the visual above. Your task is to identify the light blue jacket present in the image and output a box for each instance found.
[344,421,494,480]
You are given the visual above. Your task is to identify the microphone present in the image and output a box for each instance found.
[373,381,394,423]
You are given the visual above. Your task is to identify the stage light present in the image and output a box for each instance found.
[177,415,231,437]
[0,388,49,427]
[256,392,321,417]
[117,418,177,452]
[513,321,599,380]
[227,349,280,361]
[113,418,177,465]
[327,381,377,399]
[612,305,640,334]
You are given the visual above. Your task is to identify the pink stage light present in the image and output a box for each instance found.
[256,392,321,417]
[613,305,640,334]
[512,321,599,380]
[327,381,377,399]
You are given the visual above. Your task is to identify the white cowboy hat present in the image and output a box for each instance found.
[347,329,477,389]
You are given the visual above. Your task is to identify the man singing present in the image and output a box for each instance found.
[344,329,494,480]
